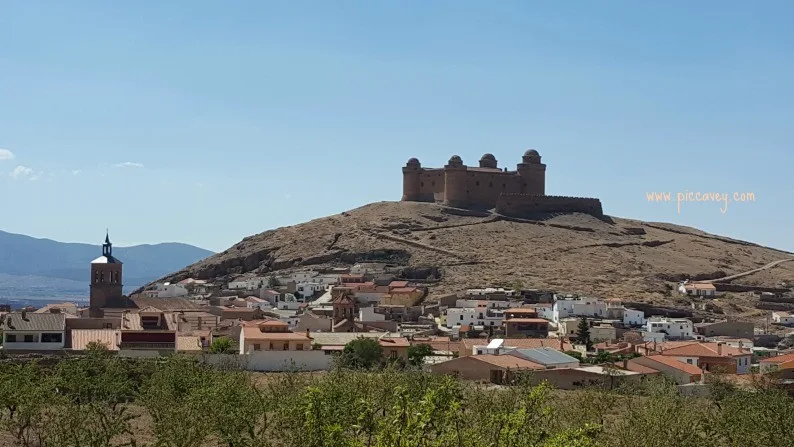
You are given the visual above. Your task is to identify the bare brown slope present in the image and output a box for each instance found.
[143,201,794,303]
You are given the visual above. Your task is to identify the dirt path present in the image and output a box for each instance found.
[703,258,794,283]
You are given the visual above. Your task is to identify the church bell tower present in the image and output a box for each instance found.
[89,232,124,316]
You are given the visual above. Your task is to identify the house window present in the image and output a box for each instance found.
[6,334,16,343]
[460,315,463,321]
[41,333,62,343]
[23,335,35,343]
[253,344,261,351]
[297,344,304,350]
[283,343,289,350]
[687,359,693,364]
[390,350,397,359]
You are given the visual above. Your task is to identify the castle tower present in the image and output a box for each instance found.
[479,153,498,169]
[443,155,468,208]
[401,157,422,201]
[89,232,123,316]
[516,149,546,195]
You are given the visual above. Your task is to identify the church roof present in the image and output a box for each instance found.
[91,255,123,264]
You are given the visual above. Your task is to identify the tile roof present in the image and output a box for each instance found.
[390,287,420,293]
[389,281,409,288]
[760,352,794,365]
[69,329,120,351]
[34,303,78,314]
[2,313,66,331]
[470,354,544,370]
[613,359,660,375]
[504,318,549,324]
[505,308,540,314]
[379,337,410,348]
[644,355,703,376]
[121,312,177,331]
[661,342,750,358]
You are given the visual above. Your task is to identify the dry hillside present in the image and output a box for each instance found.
[148,201,794,315]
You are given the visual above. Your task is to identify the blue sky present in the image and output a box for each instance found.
[1,1,792,253]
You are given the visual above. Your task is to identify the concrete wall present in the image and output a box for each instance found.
[496,194,603,217]
[203,351,334,372]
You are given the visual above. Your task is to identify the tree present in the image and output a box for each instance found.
[407,344,434,367]
[340,338,383,369]
[576,317,593,351]
[209,337,235,354]
[267,275,278,288]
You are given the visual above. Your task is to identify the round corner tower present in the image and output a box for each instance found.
[443,155,468,208]
[516,149,546,195]
[401,157,422,201]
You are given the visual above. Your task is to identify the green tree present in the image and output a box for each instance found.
[267,275,278,288]
[576,317,593,351]
[209,336,235,354]
[407,343,434,366]
[340,338,383,369]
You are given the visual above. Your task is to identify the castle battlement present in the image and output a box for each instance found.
[401,150,603,217]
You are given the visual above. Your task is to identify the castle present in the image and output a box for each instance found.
[401,149,603,217]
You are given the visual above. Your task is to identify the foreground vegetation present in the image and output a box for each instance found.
[0,351,792,447]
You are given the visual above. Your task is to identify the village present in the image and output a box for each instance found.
[2,234,794,392]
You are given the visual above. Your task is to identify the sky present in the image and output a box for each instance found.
[1,1,792,253]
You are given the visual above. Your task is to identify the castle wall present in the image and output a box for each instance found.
[457,170,524,208]
[417,169,445,202]
[495,194,603,217]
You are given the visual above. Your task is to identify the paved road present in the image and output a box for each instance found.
[703,258,794,283]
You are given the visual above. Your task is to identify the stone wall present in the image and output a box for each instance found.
[495,194,604,217]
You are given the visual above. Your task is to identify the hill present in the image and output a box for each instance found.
[0,230,214,298]
[150,201,794,313]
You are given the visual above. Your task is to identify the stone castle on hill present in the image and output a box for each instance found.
[401,149,603,216]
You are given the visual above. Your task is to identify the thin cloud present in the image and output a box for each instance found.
[72,170,82,175]
[10,165,35,180]
[114,162,144,168]
[0,149,14,161]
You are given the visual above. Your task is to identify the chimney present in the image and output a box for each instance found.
[717,342,723,356]
[21,309,27,320]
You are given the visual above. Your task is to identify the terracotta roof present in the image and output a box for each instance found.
[613,359,660,375]
[69,329,119,351]
[379,337,410,348]
[644,355,703,376]
[504,318,549,324]
[760,352,794,365]
[471,354,544,370]
[243,327,311,341]
[2,313,66,331]
[685,283,716,291]
[389,281,409,288]
[661,342,750,358]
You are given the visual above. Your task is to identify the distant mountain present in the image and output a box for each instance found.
[0,230,214,300]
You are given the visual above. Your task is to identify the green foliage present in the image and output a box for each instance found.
[340,337,384,369]
[565,350,583,361]
[0,354,791,447]
[209,336,235,354]
[407,343,434,366]
[576,317,593,351]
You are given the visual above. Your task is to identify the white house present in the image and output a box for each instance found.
[155,282,189,298]
[455,299,521,309]
[359,307,386,322]
[446,306,504,329]
[296,282,327,298]
[678,281,717,297]
[228,277,267,291]
[772,312,794,326]
[465,287,518,297]
[552,297,607,323]
[349,263,387,275]
[531,304,554,321]
[290,271,319,283]
[312,275,341,286]
[641,331,666,343]
[645,317,694,339]
[1,312,66,351]
[623,309,646,327]
[275,293,301,310]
